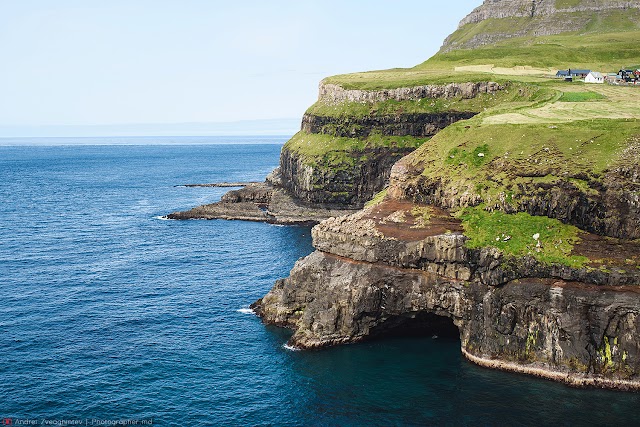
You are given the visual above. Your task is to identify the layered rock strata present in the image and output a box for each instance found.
[169,80,503,222]
[441,0,640,52]
[318,82,504,104]
[301,112,476,138]
[253,198,640,390]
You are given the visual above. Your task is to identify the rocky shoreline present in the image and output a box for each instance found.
[169,1,640,389]
[252,198,640,390]
[178,182,262,188]
[167,181,357,225]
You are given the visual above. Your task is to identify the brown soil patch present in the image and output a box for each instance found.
[573,233,640,270]
[367,199,463,241]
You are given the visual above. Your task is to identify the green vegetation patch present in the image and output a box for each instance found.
[416,119,640,181]
[405,119,640,218]
[460,207,589,268]
[410,206,434,228]
[307,82,552,119]
[365,188,388,208]
[428,29,640,72]
[446,143,491,168]
[558,91,606,102]
[284,131,428,169]
[555,0,582,8]
[321,12,640,91]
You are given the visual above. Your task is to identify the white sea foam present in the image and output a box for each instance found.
[283,344,300,352]
[237,308,255,315]
[154,215,173,221]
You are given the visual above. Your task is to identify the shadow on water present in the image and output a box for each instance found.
[268,311,640,427]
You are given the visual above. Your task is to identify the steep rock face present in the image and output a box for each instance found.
[253,250,640,389]
[254,198,640,389]
[318,82,503,105]
[169,80,505,218]
[279,147,413,208]
[278,81,504,208]
[301,112,477,139]
[250,0,640,393]
[441,0,640,52]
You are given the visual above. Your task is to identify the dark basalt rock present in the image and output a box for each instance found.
[253,199,640,389]
[278,146,414,208]
[301,112,476,138]
[167,183,357,225]
[253,250,640,390]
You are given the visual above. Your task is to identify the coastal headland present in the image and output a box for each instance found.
[172,0,640,389]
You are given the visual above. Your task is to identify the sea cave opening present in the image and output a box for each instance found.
[368,312,460,342]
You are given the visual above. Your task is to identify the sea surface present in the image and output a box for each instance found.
[1,137,639,426]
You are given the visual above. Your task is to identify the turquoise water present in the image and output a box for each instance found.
[1,138,639,426]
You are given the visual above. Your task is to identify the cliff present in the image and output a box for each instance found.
[248,0,640,390]
[169,81,509,220]
[253,197,640,389]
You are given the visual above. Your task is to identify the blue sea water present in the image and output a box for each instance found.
[1,137,639,427]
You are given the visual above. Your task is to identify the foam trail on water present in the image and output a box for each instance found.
[237,308,255,315]
[283,344,300,352]
[154,215,173,221]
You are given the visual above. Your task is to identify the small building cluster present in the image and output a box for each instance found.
[555,68,640,84]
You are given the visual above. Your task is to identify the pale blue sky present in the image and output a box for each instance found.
[0,0,482,134]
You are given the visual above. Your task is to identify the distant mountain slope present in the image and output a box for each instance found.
[442,0,640,52]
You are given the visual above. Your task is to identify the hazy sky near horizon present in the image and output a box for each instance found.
[0,0,483,129]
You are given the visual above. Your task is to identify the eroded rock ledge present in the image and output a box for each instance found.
[253,199,640,390]
[167,181,357,225]
[168,80,502,222]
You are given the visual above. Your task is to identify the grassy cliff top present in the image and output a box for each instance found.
[283,132,428,168]
[324,29,640,90]
[305,82,554,119]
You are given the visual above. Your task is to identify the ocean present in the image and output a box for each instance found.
[1,137,639,426]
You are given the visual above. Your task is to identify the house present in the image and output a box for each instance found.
[606,73,621,84]
[585,71,604,84]
[569,69,591,78]
[555,69,591,81]
[619,69,637,82]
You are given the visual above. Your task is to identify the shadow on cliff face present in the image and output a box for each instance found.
[368,312,460,341]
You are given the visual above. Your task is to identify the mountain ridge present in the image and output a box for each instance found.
[442,0,640,52]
